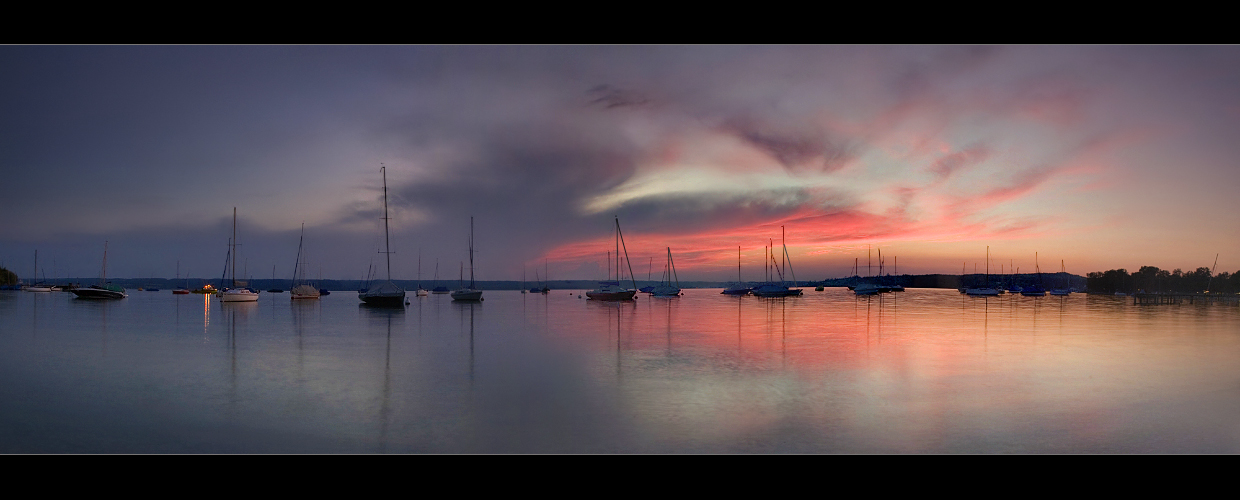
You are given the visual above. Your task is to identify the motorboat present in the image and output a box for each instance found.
[72,283,127,299]
[71,241,127,300]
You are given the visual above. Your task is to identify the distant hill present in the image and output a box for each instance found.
[36,273,1085,291]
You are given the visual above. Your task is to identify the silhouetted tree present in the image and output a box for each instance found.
[1088,265,1237,294]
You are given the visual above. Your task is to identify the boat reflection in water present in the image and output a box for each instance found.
[7,286,1240,453]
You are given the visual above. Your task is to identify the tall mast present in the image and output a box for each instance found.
[469,216,475,288]
[781,226,785,278]
[738,246,741,282]
[231,207,237,286]
[294,223,304,285]
[381,164,392,282]
[614,217,619,280]
[614,216,638,291]
[102,241,108,284]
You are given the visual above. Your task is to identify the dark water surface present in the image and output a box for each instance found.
[2,288,1239,453]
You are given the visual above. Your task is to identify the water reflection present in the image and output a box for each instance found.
[5,288,1240,453]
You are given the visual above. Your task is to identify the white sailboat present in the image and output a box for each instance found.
[416,249,429,296]
[359,164,407,306]
[220,208,259,303]
[25,250,51,292]
[451,217,483,301]
[649,247,682,296]
[751,226,802,297]
[965,246,1001,296]
[290,223,320,300]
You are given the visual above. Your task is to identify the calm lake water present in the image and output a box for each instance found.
[2,287,1239,453]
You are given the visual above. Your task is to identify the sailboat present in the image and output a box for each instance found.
[25,250,52,292]
[431,259,450,294]
[416,250,429,296]
[529,268,543,294]
[450,217,484,301]
[1050,260,1071,295]
[640,257,655,294]
[648,247,682,297]
[359,165,407,306]
[854,245,881,295]
[586,217,638,301]
[722,246,752,295]
[220,208,260,302]
[541,260,550,294]
[965,246,1001,296]
[290,224,321,300]
[173,261,190,294]
[751,226,803,297]
[1021,252,1047,296]
[70,241,127,299]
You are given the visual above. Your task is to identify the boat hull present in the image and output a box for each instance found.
[649,285,681,296]
[751,284,803,297]
[220,289,259,302]
[586,290,636,301]
[71,286,127,299]
[359,294,405,306]
[290,284,320,300]
[450,289,484,301]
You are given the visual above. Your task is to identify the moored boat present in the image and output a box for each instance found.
[71,241,127,300]
[752,228,802,297]
[649,247,681,297]
[965,247,1001,296]
[219,208,259,303]
[586,217,638,301]
[359,165,406,306]
[289,223,320,300]
[721,246,752,295]
[450,217,484,302]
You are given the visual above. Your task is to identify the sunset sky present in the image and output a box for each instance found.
[2,45,1237,282]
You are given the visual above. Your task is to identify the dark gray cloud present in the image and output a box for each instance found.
[5,46,1240,279]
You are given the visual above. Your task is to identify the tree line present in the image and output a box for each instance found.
[1086,266,1239,294]
[0,266,17,286]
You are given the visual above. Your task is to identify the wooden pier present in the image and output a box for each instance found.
[1133,293,1240,305]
